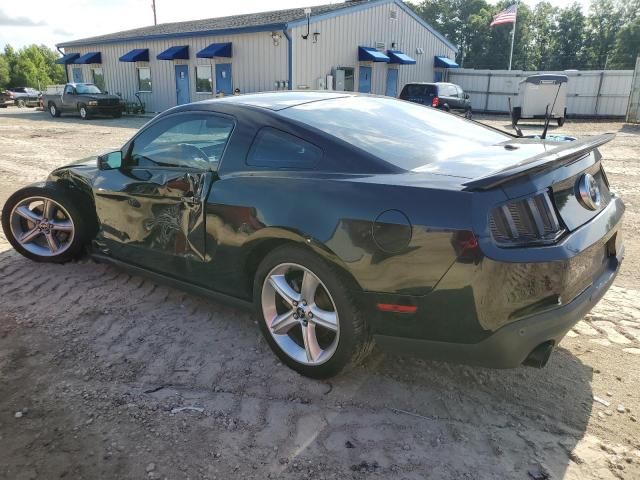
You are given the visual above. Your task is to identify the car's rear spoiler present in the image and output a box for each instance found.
[463,133,615,190]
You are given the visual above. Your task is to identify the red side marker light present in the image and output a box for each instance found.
[376,303,417,314]
[432,96,440,107]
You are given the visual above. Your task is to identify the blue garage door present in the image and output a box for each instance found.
[215,63,233,95]
[175,65,190,105]
[358,66,372,93]
[386,68,398,97]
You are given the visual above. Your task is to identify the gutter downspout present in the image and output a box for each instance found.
[56,46,69,83]
[282,26,292,90]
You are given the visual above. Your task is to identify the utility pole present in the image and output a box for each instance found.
[152,0,157,25]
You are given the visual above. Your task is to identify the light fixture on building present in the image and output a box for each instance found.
[312,32,321,43]
[416,47,424,55]
[302,7,312,39]
[271,32,282,46]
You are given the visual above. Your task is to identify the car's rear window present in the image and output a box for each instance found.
[278,96,508,170]
[402,84,437,97]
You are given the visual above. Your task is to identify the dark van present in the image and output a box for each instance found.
[399,82,472,119]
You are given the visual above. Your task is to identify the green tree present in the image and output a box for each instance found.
[553,3,587,70]
[583,0,625,68]
[610,17,640,68]
[0,55,10,88]
[3,44,66,88]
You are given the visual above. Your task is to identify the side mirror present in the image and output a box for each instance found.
[97,151,123,170]
[464,93,470,99]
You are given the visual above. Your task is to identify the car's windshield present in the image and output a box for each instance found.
[75,84,103,94]
[279,96,508,170]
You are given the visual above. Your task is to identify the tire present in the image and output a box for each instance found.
[79,105,90,120]
[16,99,25,108]
[464,108,473,119]
[49,103,61,118]
[253,245,372,378]
[557,117,565,127]
[511,107,521,125]
[1,184,89,263]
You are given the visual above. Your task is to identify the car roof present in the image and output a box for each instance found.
[201,91,355,111]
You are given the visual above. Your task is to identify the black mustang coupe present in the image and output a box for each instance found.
[1,92,624,378]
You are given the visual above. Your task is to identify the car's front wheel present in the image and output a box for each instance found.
[1,185,88,263]
[16,99,25,108]
[254,245,372,378]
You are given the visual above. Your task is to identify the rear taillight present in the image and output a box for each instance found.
[431,96,439,107]
[489,191,565,247]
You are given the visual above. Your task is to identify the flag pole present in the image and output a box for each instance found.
[508,4,517,70]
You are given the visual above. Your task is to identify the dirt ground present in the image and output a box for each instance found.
[0,107,639,480]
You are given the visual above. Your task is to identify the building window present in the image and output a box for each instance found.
[195,65,213,93]
[92,68,105,91]
[137,67,152,92]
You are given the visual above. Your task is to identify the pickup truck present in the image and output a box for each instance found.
[43,83,124,119]
[1,87,41,108]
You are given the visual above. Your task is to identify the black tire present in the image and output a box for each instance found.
[464,108,473,119]
[253,245,373,378]
[16,99,25,108]
[557,117,565,127]
[511,107,521,125]
[1,184,89,263]
[79,104,90,120]
[48,103,61,118]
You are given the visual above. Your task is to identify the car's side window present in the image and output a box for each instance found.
[246,127,322,169]
[127,112,234,170]
[456,86,464,98]
[64,85,74,95]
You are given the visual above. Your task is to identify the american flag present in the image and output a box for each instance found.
[490,4,517,26]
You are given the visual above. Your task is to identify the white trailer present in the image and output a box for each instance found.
[511,74,568,126]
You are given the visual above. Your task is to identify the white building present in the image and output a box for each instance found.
[56,0,458,112]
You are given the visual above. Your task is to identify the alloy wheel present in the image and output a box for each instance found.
[261,263,340,365]
[9,196,75,257]
[50,105,56,116]
[80,107,87,119]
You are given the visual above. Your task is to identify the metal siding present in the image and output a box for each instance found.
[66,31,287,112]
[290,2,454,94]
[448,69,634,117]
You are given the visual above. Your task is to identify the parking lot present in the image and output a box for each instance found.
[0,107,639,479]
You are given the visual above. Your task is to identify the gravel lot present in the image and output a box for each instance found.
[0,108,639,480]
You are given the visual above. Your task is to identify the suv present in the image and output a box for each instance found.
[399,82,472,119]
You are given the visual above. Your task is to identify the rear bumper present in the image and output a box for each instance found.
[374,245,623,368]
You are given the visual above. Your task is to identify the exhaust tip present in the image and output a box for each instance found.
[522,341,555,368]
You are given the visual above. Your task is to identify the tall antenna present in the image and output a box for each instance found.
[152,0,157,25]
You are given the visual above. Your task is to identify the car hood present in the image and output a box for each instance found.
[411,137,574,180]
[80,94,121,101]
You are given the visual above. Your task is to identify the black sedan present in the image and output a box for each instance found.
[1,92,624,378]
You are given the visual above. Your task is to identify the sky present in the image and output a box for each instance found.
[0,0,594,51]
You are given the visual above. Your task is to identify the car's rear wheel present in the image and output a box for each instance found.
[49,103,60,117]
[557,116,565,127]
[464,108,473,119]
[1,185,88,263]
[254,245,372,378]
[79,105,90,120]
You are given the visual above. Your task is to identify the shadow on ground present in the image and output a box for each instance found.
[0,108,150,129]
[0,246,595,479]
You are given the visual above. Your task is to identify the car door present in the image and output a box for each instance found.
[62,84,77,112]
[92,111,235,280]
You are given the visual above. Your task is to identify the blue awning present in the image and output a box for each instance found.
[74,52,101,64]
[119,48,149,62]
[157,45,189,60]
[358,46,390,62]
[196,42,232,58]
[55,53,80,64]
[434,56,459,68]
[387,50,416,65]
